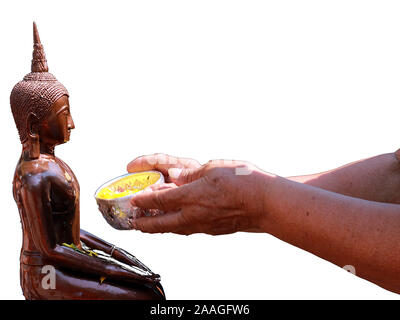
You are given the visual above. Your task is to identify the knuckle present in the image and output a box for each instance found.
[201,163,217,178]
[153,192,166,210]
[154,219,166,232]
[179,212,190,225]
[205,160,216,170]
[155,153,168,165]
[183,169,198,183]
[179,169,189,182]
[144,154,157,165]
[203,171,223,187]
[144,153,167,165]
[188,158,201,168]
[167,155,178,165]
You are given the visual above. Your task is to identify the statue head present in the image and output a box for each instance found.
[10,22,74,158]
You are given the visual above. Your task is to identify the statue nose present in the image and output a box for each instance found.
[68,116,75,130]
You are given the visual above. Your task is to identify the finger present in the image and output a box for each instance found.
[131,181,199,210]
[127,154,200,177]
[167,166,205,186]
[133,211,186,233]
[146,182,177,192]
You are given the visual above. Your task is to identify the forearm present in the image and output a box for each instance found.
[50,245,112,275]
[47,245,154,284]
[256,172,400,293]
[80,229,148,269]
[80,229,113,253]
[287,152,400,204]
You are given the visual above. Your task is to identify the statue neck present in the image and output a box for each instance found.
[22,142,55,159]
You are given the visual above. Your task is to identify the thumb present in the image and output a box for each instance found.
[168,167,203,186]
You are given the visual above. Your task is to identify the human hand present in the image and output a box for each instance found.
[127,154,271,235]
[127,153,201,183]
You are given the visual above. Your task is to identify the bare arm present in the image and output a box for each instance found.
[260,172,400,294]
[126,153,400,293]
[288,152,400,204]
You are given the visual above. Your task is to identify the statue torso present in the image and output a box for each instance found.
[13,154,80,261]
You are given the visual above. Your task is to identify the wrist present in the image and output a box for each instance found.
[244,168,277,232]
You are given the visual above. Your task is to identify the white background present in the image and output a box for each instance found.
[0,0,399,299]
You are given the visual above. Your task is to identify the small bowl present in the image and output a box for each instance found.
[95,171,164,230]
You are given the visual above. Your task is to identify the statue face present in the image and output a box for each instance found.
[38,95,75,146]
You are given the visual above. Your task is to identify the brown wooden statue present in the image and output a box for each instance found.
[10,22,165,300]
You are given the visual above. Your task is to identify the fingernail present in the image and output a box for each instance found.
[168,168,182,180]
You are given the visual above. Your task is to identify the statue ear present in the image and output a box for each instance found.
[26,112,40,159]
[27,112,39,136]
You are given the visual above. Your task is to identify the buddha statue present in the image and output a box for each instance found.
[10,22,165,300]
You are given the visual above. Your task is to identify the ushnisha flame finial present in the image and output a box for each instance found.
[31,22,49,73]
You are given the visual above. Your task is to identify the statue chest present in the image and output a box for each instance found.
[50,160,80,217]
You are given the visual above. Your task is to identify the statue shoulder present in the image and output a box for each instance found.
[16,157,64,189]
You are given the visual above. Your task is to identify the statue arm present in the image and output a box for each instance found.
[79,229,154,272]
[80,229,114,253]
[20,177,157,284]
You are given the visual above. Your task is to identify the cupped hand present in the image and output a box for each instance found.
[127,154,270,235]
